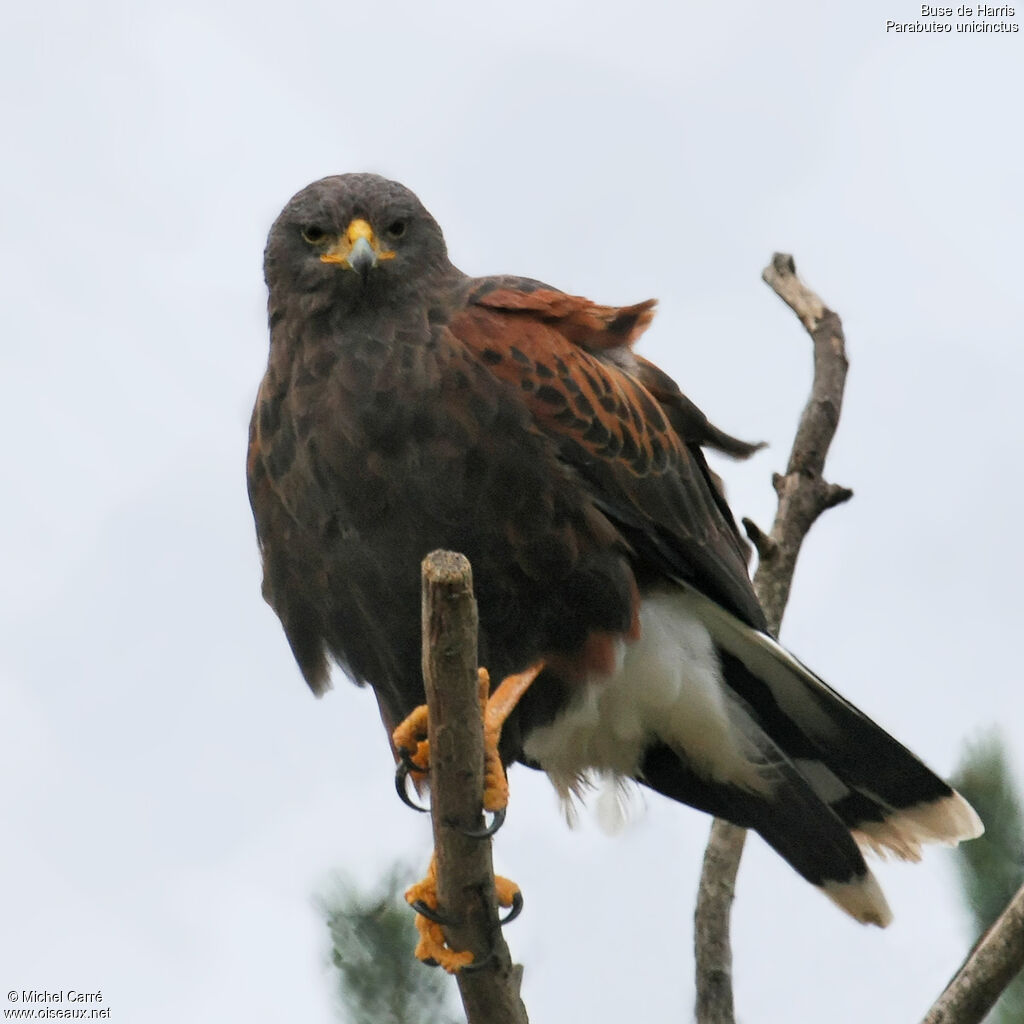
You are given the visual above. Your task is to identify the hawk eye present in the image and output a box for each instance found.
[301,225,327,245]
[386,220,407,239]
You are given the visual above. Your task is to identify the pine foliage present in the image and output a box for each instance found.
[318,865,460,1024]
[952,732,1024,1024]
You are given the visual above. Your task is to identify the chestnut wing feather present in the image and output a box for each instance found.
[450,284,767,631]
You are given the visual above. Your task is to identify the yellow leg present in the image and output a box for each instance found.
[394,663,543,971]
[480,664,544,812]
[391,663,545,809]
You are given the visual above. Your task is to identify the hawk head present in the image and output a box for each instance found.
[264,173,453,314]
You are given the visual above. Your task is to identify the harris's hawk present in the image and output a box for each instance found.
[248,173,981,965]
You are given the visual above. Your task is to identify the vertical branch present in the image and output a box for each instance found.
[693,819,747,1023]
[694,254,853,1023]
[420,550,529,1024]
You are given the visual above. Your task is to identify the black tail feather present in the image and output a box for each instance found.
[639,740,892,925]
[677,582,982,859]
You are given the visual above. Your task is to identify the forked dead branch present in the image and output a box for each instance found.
[694,252,853,1024]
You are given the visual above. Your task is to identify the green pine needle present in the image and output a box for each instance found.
[316,864,460,1024]
[951,731,1024,1024]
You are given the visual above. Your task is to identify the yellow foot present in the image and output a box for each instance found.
[392,663,545,814]
[494,874,523,917]
[405,855,474,973]
[397,662,542,971]
[392,703,430,785]
[405,855,524,973]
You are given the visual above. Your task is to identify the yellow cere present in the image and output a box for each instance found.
[320,218,396,266]
[346,219,374,243]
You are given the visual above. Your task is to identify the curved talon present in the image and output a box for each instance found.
[395,760,430,813]
[399,748,425,773]
[499,889,524,926]
[458,948,495,973]
[461,807,506,839]
[410,899,449,926]
[421,956,440,969]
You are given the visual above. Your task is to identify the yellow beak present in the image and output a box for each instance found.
[320,219,395,271]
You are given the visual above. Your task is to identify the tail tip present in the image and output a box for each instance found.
[820,870,893,928]
[852,790,985,861]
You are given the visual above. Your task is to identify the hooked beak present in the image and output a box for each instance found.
[347,236,376,277]
[320,219,395,279]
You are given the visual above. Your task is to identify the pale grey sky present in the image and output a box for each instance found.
[1,1,1022,1021]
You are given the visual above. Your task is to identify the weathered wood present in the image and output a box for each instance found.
[420,550,529,1024]
[694,254,852,1023]
[694,819,747,1024]
[921,882,1024,1024]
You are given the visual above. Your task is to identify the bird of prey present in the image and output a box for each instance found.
[248,172,981,968]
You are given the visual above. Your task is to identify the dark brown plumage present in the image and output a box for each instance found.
[249,175,760,725]
[249,173,980,925]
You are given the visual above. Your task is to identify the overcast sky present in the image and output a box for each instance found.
[1,1,1022,1021]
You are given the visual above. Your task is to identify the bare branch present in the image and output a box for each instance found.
[756,253,853,633]
[741,517,777,564]
[693,820,747,1024]
[921,881,1024,1024]
[694,254,852,1022]
[420,550,529,1024]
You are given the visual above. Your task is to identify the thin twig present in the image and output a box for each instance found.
[694,254,852,1023]
[921,881,1024,1024]
[420,550,529,1024]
